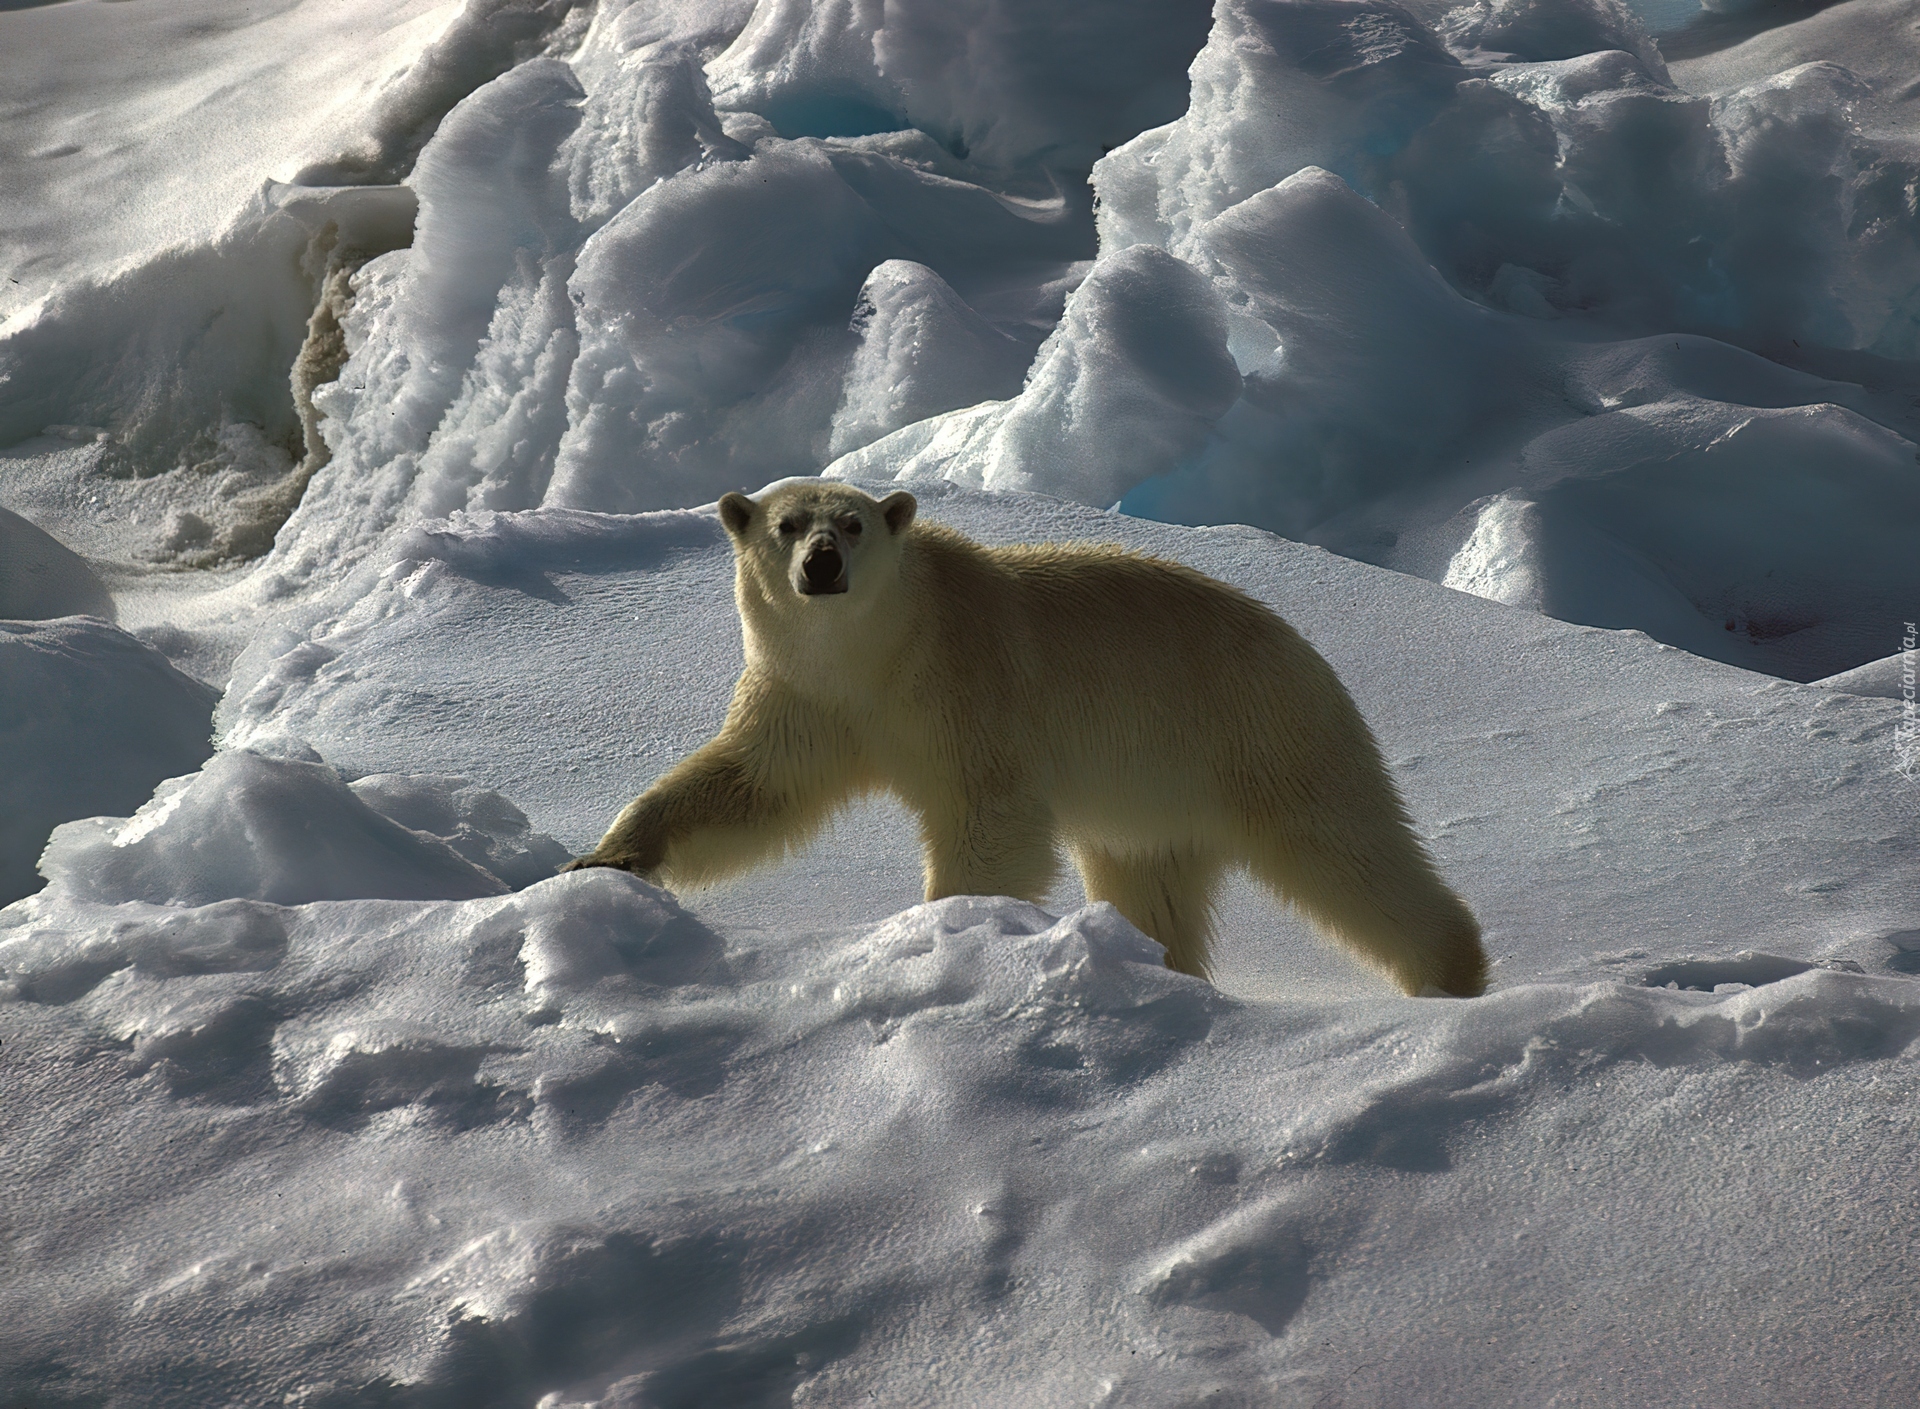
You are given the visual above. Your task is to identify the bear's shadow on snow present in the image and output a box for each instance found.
[402,510,727,606]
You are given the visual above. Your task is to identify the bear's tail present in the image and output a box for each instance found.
[1249,821,1488,998]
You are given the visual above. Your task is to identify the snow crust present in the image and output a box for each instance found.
[9,864,1920,1405]
[4,0,1920,1401]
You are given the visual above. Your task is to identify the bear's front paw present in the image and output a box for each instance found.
[559,853,660,883]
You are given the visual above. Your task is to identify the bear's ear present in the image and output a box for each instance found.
[880,491,917,535]
[718,492,755,538]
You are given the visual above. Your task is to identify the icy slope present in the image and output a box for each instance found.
[5,486,1919,1406]
[221,482,1917,995]
[0,0,599,321]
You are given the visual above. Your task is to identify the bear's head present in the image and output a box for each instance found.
[719,482,917,615]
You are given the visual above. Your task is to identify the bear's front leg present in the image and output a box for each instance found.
[566,740,783,888]
[568,674,858,891]
[563,784,685,880]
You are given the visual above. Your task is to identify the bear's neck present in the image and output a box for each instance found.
[736,578,917,709]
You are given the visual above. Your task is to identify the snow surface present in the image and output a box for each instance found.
[7,484,1920,1405]
[4,0,1920,1401]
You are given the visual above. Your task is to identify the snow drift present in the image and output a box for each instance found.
[0,617,218,907]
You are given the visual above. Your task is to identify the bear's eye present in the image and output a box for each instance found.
[841,518,862,536]
[777,518,801,536]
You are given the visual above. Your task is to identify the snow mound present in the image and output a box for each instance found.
[1095,5,1919,354]
[0,617,218,907]
[705,0,1213,171]
[0,506,113,621]
[1104,166,1920,681]
[1421,393,1920,681]
[259,30,1107,585]
[349,771,573,891]
[32,748,581,910]
[827,258,1034,459]
[1812,648,1916,701]
[0,182,416,495]
[826,243,1242,504]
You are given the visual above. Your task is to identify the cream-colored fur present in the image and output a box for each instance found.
[569,482,1487,997]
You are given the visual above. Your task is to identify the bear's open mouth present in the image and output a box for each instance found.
[799,544,847,594]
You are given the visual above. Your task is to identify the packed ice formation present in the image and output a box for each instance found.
[7,0,1917,678]
[3,0,1919,1401]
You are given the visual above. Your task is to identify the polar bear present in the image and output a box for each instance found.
[568,482,1487,996]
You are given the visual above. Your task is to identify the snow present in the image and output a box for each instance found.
[0,505,114,622]
[217,482,1917,995]
[0,0,590,322]
[825,246,1243,505]
[0,617,219,908]
[36,749,520,910]
[1816,648,1917,701]
[4,0,1920,1400]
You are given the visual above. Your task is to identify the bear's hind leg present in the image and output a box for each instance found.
[1247,827,1486,997]
[1070,844,1219,980]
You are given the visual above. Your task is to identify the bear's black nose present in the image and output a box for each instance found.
[801,543,846,594]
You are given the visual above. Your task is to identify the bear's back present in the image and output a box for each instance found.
[988,540,1305,685]
[904,528,1367,779]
